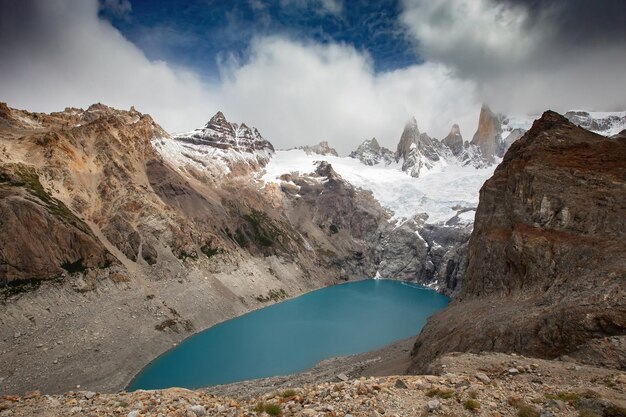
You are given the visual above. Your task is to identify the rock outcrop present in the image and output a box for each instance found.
[0,103,401,394]
[565,110,626,136]
[410,111,626,371]
[470,104,504,163]
[153,111,274,182]
[349,138,394,166]
[442,124,463,157]
[297,141,338,156]
[0,164,113,284]
[394,118,449,178]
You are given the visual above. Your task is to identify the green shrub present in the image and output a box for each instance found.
[578,410,601,417]
[517,405,539,417]
[280,389,297,398]
[463,399,480,411]
[263,403,282,416]
[200,244,219,258]
[426,388,453,399]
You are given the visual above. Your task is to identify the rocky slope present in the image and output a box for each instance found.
[349,138,394,166]
[470,104,504,163]
[4,352,625,417]
[410,111,626,372]
[153,111,274,183]
[394,117,450,178]
[0,103,394,395]
[295,141,338,156]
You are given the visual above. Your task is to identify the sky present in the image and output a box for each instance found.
[0,0,625,154]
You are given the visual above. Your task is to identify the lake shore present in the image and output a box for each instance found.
[205,336,416,399]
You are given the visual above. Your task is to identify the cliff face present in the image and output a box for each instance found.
[0,103,398,394]
[470,105,503,163]
[349,138,394,166]
[442,124,463,156]
[410,111,626,371]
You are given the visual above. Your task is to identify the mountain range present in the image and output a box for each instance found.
[0,100,624,396]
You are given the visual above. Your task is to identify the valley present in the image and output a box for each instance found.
[0,101,624,411]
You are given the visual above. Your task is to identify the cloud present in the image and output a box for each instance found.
[0,0,218,133]
[99,0,132,19]
[279,0,343,16]
[400,0,626,114]
[219,37,480,154]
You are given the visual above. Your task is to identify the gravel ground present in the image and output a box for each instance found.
[2,352,625,417]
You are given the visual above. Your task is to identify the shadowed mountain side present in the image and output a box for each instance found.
[410,111,626,372]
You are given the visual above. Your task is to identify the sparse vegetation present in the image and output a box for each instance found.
[4,164,92,235]
[280,389,297,398]
[256,288,288,302]
[329,224,339,234]
[578,410,601,417]
[252,402,281,416]
[517,405,539,417]
[262,403,281,416]
[200,243,220,258]
[545,392,581,404]
[177,249,198,261]
[234,227,248,248]
[243,209,276,247]
[155,319,177,332]
[426,388,454,399]
[463,399,480,411]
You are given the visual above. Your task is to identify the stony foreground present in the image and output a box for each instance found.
[2,353,625,417]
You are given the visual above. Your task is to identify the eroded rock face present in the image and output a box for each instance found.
[297,141,339,156]
[0,165,112,283]
[279,161,392,279]
[349,138,394,166]
[442,124,463,157]
[178,111,274,154]
[470,105,504,163]
[565,110,626,135]
[396,117,420,163]
[394,118,450,178]
[154,112,274,183]
[410,111,626,371]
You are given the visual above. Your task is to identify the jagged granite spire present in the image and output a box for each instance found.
[349,137,394,166]
[396,117,419,162]
[442,123,464,156]
[470,104,503,163]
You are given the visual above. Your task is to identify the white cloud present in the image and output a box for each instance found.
[279,0,343,16]
[219,37,480,154]
[400,0,626,114]
[400,0,543,79]
[0,0,218,133]
[100,0,132,19]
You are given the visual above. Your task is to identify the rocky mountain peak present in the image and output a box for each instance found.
[411,110,626,370]
[297,141,339,156]
[471,104,503,163]
[207,110,227,125]
[349,137,394,166]
[396,117,420,162]
[442,123,464,157]
[155,111,274,182]
[564,110,626,136]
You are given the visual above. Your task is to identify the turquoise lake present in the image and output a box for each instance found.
[128,279,449,390]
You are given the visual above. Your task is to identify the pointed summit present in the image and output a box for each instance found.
[206,111,228,127]
[349,137,393,166]
[471,104,504,163]
[396,117,420,162]
[443,123,464,156]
